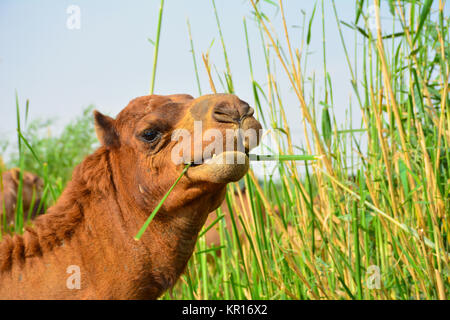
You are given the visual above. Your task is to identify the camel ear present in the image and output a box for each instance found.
[94,110,118,147]
[10,168,20,185]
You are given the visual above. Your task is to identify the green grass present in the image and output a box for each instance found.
[1,104,97,233]
[149,0,164,94]
[1,0,449,300]
[165,0,449,300]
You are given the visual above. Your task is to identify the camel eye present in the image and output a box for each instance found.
[141,129,160,143]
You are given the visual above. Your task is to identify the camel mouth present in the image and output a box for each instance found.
[189,147,250,167]
[185,151,250,183]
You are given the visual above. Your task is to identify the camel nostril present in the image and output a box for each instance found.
[244,106,254,118]
[239,103,252,118]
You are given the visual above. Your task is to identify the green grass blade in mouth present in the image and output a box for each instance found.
[134,163,191,241]
[248,154,320,161]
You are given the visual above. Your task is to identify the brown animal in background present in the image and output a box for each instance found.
[0,169,44,230]
[204,187,280,252]
[205,188,251,249]
[0,94,261,299]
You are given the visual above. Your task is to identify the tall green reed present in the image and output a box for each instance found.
[164,0,449,300]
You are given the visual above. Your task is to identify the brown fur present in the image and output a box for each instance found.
[0,169,44,230]
[0,94,261,299]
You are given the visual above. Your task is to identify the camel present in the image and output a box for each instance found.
[0,93,262,299]
[204,193,324,257]
[204,188,255,250]
[0,169,44,231]
[204,187,281,253]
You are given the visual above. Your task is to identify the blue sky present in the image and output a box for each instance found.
[1,1,446,157]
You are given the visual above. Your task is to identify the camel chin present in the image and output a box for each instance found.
[187,151,249,184]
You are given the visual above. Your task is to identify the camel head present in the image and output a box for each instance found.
[20,170,44,209]
[93,93,262,217]
[0,94,262,300]
[4,169,44,202]
[0,169,44,227]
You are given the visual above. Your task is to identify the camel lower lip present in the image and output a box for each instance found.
[189,151,249,167]
[185,151,250,183]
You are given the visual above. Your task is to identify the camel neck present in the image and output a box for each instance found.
[77,148,212,298]
[0,147,214,299]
